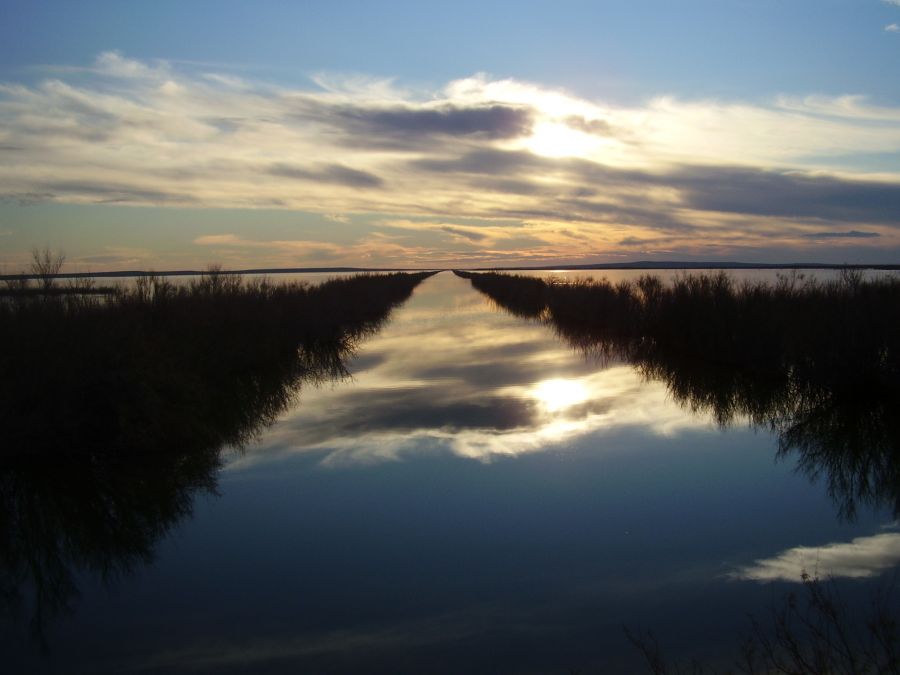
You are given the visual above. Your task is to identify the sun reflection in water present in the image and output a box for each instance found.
[532,378,589,413]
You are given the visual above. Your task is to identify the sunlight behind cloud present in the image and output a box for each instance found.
[2,52,900,268]
[524,122,601,158]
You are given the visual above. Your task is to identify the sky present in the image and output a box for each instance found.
[0,0,899,270]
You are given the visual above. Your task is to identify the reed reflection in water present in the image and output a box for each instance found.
[455,270,900,520]
[0,270,435,645]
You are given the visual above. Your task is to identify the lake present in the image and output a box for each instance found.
[3,269,898,673]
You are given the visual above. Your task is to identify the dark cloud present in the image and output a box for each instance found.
[353,396,537,433]
[410,148,646,187]
[348,352,388,374]
[268,162,384,188]
[333,104,533,139]
[418,361,586,391]
[556,198,697,233]
[491,207,589,223]
[801,230,881,239]
[440,226,488,242]
[293,101,534,150]
[669,166,900,226]
[202,116,247,134]
[412,148,549,176]
[469,176,552,196]
[564,115,616,136]
[411,148,900,229]
[412,149,649,186]
[0,192,55,205]
[282,389,539,447]
[37,180,196,204]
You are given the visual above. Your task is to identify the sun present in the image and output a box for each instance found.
[532,378,589,412]
[524,121,598,158]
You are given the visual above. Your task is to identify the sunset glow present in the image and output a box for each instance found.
[1,2,898,271]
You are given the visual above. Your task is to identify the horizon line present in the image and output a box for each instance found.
[3,260,900,281]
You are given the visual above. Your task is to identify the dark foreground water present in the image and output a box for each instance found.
[3,270,898,673]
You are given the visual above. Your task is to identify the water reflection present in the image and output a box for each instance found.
[0,271,433,644]
[456,270,900,519]
[5,269,898,672]
[732,530,900,582]
[237,275,709,469]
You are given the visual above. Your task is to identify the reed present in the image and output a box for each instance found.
[0,270,435,460]
[0,269,435,644]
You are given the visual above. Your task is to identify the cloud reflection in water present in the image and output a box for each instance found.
[731,531,900,582]
[230,273,715,470]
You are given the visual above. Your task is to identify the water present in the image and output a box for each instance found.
[3,270,897,673]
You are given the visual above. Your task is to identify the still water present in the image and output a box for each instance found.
[3,270,897,673]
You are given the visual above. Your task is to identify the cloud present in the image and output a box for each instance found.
[378,218,526,247]
[801,230,881,239]
[884,1,900,8]
[667,166,900,226]
[1,52,900,267]
[193,234,248,246]
[0,192,56,206]
[886,23,900,32]
[193,234,344,261]
[563,115,617,136]
[412,148,550,176]
[440,225,489,242]
[268,162,384,188]
[329,103,534,139]
[730,532,900,582]
[126,605,528,673]
[34,180,198,205]
[191,233,441,266]
[231,333,715,467]
[411,150,900,229]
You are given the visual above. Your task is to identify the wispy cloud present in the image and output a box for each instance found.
[192,232,440,266]
[886,23,900,32]
[121,604,529,673]
[267,162,384,188]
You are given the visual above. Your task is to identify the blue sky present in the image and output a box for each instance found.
[3,1,899,103]
[1,0,898,269]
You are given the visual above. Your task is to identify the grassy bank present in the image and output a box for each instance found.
[1,270,435,643]
[1,270,436,460]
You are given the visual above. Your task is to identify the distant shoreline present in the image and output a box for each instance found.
[1,261,898,281]
[475,261,900,272]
